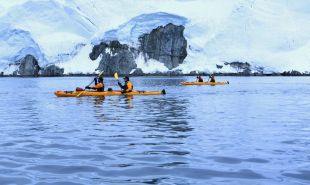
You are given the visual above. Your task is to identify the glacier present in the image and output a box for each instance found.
[96,12,188,47]
[0,0,310,75]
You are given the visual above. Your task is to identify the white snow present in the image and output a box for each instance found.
[135,54,169,74]
[1,63,18,75]
[0,24,47,65]
[0,0,96,58]
[56,44,100,74]
[0,0,310,74]
[97,12,188,46]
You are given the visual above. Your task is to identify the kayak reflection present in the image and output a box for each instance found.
[124,95,133,109]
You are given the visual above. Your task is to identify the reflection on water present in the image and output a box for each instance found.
[0,76,309,185]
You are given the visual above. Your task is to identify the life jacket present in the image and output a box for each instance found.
[92,83,104,92]
[126,81,133,92]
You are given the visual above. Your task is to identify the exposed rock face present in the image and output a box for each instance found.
[41,64,64,76]
[225,61,252,75]
[89,24,187,75]
[216,64,223,69]
[17,55,40,76]
[281,70,302,76]
[89,40,137,75]
[138,23,187,69]
[167,69,183,76]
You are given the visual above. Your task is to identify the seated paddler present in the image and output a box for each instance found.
[85,77,104,92]
[118,76,133,93]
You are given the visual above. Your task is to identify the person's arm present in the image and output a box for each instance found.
[94,78,98,85]
[85,77,98,89]
[118,81,125,89]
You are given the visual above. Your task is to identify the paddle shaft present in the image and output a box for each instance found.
[77,71,103,97]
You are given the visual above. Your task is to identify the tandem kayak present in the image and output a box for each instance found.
[180,81,229,86]
[54,89,166,97]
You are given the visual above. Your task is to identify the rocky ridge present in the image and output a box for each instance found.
[90,23,187,75]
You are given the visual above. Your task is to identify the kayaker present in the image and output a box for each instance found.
[209,74,216,82]
[118,76,133,93]
[196,74,203,82]
[85,77,104,92]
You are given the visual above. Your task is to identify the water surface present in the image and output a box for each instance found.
[0,76,309,185]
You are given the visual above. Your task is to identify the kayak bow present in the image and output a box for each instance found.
[55,89,166,97]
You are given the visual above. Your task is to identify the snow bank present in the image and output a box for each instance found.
[98,12,188,46]
[1,0,310,75]
[57,44,100,74]
[0,0,96,57]
[135,54,169,74]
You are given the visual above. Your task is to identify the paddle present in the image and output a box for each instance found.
[114,72,133,93]
[77,71,104,97]
[114,72,119,81]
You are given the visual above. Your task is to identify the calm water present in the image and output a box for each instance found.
[0,76,309,185]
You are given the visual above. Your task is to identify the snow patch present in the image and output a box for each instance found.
[57,44,100,74]
[96,12,188,46]
[1,0,310,74]
[135,54,169,74]
[2,63,18,75]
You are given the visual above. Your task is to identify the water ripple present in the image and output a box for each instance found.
[0,77,309,184]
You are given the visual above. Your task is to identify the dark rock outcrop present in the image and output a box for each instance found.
[89,40,137,75]
[90,23,188,75]
[17,55,40,77]
[225,61,252,75]
[189,71,198,75]
[41,64,64,76]
[138,23,187,70]
[216,64,223,69]
[253,66,265,74]
[281,70,302,76]
[167,69,183,76]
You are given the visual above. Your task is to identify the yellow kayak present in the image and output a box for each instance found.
[180,81,229,86]
[55,90,166,97]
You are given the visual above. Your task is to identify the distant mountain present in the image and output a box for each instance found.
[0,0,309,75]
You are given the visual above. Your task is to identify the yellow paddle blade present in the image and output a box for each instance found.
[114,72,119,80]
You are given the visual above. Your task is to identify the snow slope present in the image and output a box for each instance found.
[0,24,47,73]
[0,0,310,74]
[194,0,310,73]
[97,12,188,46]
[0,0,96,59]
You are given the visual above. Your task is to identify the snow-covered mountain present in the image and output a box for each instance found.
[96,12,188,47]
[0,0,310,75]
[0,24,45,63]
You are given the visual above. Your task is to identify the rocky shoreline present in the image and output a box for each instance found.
[1,23,309,78]
[1,71,310,77]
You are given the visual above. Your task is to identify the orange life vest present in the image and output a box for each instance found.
[91,83,104,91]
[126,81,133,92]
